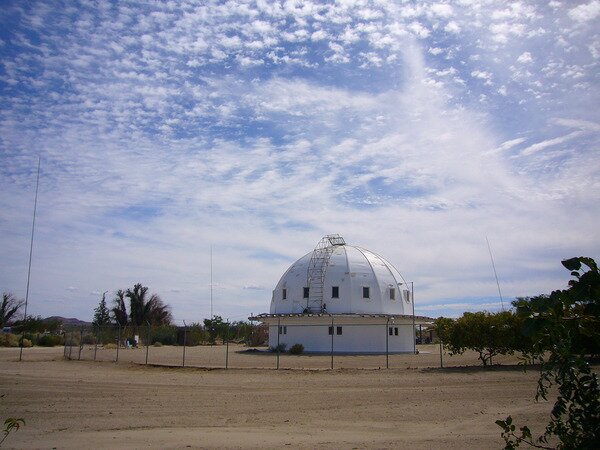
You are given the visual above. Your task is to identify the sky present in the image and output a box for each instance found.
[1,0,599,324]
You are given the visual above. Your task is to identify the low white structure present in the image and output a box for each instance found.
[250,235,432,354]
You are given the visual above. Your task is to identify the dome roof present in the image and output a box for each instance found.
[270,235,409,315]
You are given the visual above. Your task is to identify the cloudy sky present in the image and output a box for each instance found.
[1,0,599,324]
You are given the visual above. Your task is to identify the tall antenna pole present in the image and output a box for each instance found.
[486,236,504,311]
[210,245,213,319]
[20,157,41,361]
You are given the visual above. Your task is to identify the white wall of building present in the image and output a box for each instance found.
[268,320,414,354]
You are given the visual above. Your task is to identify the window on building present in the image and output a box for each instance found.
[328,326,333,335]
[278,326,287,335]
[389,288,395,300]
[362,286,370,299]
[303,287,309,298]
[332,286,339,298]
[394,327,399,336]
[282,288,287,300]
[336,326,343,335]
[389,327,393,336]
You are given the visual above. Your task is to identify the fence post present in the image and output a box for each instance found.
[225,320,229,369]
[78,326,83,360]
[276,318,280,370]
[68,331,74,360]
[63,331,67,359]
[116,324,121,363]
[439,339,444,368]
[330,317,334,370]
[93,326,99,361]
[386,318,389,369]
[145,322,150,365]
[182,321,187,368]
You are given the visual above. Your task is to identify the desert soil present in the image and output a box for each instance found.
[0,345,555,449]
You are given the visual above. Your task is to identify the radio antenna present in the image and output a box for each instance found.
[20,157,41,361]
[486,236,504,311]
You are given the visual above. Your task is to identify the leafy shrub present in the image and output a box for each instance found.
[434,310,523,366]
[246,324,268,347]
[63,334,81,346]
[153,341,163,347]
[37,334,63,347]
[81,333,96,345]
[269,343,287,353]
[497,257,600,448]
[289,343,304,355]
[0,333,19,347]
[20,338,32,348]
[151,325,177,346]
[104,343,117,349]
[179,324,205,346]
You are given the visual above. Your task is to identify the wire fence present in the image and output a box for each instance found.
[55,322,447,370]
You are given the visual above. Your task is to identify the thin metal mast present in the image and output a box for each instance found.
[210,245,213,319]
[20,157,40,361]
[486,236,504,311]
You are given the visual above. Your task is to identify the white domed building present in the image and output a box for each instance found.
[251,235,432,354]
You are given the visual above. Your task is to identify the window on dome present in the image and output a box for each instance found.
[303,287,309,298]
[362,286,370,299]
[282,288,287,300]
[332,286,339,298]
[389,287,395,300]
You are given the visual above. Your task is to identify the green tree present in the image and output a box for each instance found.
[109,284,172,330]
[434,310,522,366]
[497,257,600,449]
[126,283,172,327]
[111,290,128,327]
[203,316,225,344]
[92,292,111,326]
[1,293,24,328]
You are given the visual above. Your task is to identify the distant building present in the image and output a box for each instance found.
[250,235,432,354]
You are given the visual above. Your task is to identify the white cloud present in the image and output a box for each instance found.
[517,51,533,64]
[311,29,328,41]
[429,3,454,18]
[568,1,600,22]
[408,21,430,39]
[520,131,584,156]
[444,21,461,33]
[551,117,600,131]
[493,137,527,153]
[1,0,599,324]
[471,70,493,84]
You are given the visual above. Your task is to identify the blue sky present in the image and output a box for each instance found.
[1,0,599,323]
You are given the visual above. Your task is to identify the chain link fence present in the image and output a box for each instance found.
[57,322,448,370]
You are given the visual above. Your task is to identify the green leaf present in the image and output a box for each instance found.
[562,257,582,271]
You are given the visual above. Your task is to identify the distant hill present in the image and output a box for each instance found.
[44,316,92,327]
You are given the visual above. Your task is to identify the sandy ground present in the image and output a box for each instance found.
[1,345,556,449]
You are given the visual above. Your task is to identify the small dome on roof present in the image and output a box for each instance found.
[271,235,409,315]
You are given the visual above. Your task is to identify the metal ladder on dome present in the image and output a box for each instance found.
[306,234,346,313]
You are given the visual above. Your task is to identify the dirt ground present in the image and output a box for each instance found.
[1,345,555,449]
